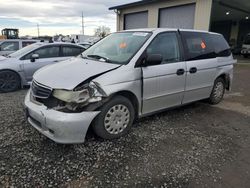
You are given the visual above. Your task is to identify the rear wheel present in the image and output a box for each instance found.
[0,70,20,92]
[92,96,135,140]
[208,77,225,105]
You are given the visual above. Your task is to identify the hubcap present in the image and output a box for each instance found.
[104,104,130,135]
[214,82,224,100]
[0,72,18,91]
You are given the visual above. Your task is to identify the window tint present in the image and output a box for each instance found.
[0,41,19,51]
[24,46,60,60]
[22,41,36,48]
[146,32,180,64]
[211,34,231,57]
[181,32,216,61]
[62,46,83,56]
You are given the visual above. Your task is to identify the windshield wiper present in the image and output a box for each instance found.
[80,53,88,59]
[87,54,110,62]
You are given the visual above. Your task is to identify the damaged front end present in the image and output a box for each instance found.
[25,80,107,144]
[33,80,108,112]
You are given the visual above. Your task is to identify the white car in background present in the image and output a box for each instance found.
[78,42,92,49]
[0,42,86,92]
[241,33,250,58]
[0,39,39,56]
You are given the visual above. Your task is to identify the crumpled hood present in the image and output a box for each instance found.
[33,57,120,90]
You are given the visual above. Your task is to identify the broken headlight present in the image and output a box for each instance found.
[52,81,106,104]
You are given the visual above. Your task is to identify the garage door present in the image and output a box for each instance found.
[124,11,148,30]
[159,4,195,29]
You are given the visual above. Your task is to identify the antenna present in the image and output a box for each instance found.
[82,12,84,35]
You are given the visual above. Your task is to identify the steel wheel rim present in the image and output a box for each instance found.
[214,82,224,100]
[0,72,18,91]
[104,104,130,135]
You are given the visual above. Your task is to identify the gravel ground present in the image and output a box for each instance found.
[0,63,250,188]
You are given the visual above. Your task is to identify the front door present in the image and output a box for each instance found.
[22,45,64,82]
[142,32,186,114]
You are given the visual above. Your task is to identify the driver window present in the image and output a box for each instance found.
[24,46,60,60]
[147,32,180,64]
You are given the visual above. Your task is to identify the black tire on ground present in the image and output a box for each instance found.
[0,70,21,93]
[243,54,249,58]
[208,77,226,105]
[92,95,135,140]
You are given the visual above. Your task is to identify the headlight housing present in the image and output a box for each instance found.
[53,81,106,103]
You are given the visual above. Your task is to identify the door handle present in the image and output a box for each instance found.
[189,67,197,74]
[53,60,59,62]
[176,69,185,76]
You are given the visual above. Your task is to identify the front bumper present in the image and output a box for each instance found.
[24,90,100,144]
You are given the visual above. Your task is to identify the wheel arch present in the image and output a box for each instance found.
[216,73,230,90]
[0,69,22,87]
[113,90,140,119]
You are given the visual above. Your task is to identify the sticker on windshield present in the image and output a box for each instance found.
[119,42,127,49]
[201,41,206,49]
[133,32,148,37]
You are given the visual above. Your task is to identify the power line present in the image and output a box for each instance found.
[37,23,40,37]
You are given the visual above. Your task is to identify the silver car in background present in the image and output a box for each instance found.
[24,28,236,144]
[0,42,85,92]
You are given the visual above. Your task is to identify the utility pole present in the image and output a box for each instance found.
[82,12,84,35]
[37,23,40,38]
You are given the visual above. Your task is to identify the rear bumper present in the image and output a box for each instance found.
[241,50,250,55]
[24,90,100,144]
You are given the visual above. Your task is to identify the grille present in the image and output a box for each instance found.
[31,80,52,99]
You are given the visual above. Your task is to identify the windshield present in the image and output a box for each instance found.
[244,35,250,45]
[8,43,42,58]
[82,32,151,64]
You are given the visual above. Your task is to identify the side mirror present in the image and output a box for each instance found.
[144,54,162,66]
[31,54,39,62]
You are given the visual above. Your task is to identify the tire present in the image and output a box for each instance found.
[92,95,135,140]
[243,55,248,58]
[208,77,225,105]
[0,70,21,92]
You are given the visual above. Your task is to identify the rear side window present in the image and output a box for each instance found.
[22,41,36,48]
[211,34,231,57]
[62,46,84,56]
[181,31,216,61]
[0,41,19,51]
[24,46,60,60]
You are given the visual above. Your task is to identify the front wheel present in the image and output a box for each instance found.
[0,70,20,92]
[208,77,225,105]
[92,95,135,140]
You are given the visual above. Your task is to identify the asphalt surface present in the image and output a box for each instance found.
[0,63,250,188]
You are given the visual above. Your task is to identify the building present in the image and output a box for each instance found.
[109,0,250,46]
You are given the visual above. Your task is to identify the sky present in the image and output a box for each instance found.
[0,0,136,36]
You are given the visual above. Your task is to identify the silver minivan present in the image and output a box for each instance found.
[24,28,236,144]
